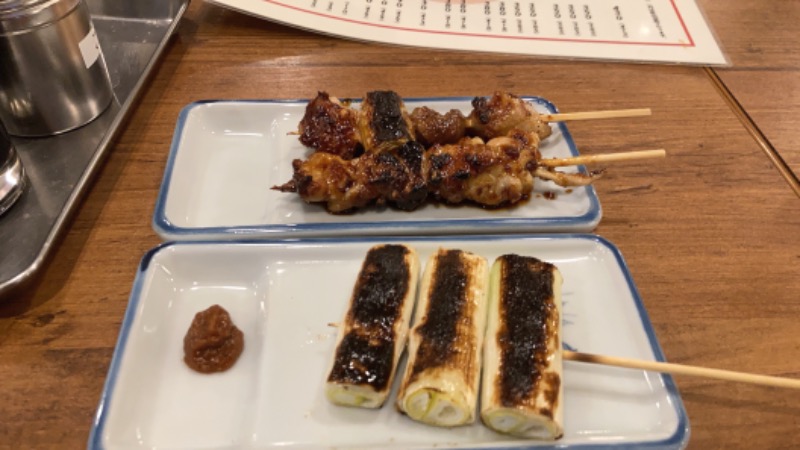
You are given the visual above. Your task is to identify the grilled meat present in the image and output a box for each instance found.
[296,91,414,160]
[275,141,428,213]
[294,91,554,158]
[467,91,552,141]
[409,106,467,147]
[298,92,362,160]
[273,130,589,213]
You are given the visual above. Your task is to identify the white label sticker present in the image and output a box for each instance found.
[78,26,102,69]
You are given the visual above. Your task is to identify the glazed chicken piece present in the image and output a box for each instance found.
[297,92,361,160]
[466,91,553,141]
[426,130,541,206]
[407,92,554,147]
[296,91,414,160]
[275,141,428,213]
[409,107,467,147]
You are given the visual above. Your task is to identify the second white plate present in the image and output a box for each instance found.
[153,96,601,240]
[90,235,687,449]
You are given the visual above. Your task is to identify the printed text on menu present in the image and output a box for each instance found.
[302,0,693,46]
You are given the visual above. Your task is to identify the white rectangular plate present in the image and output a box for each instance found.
[152,97,601,239]
[90,235,688,449]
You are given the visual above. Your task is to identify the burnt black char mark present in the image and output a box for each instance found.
[496,254,560,417]
[328,245,412,391]
[366,91,413,145]
[407,250,477,386]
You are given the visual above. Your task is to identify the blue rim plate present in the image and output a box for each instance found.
[89,234,688,449]
[152,96,602,240]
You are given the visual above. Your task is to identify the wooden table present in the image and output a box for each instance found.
[1,2,798,449]
[700,0,800,179]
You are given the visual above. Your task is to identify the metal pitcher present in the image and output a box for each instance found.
[0,120,24,215]
[0,0,113,137]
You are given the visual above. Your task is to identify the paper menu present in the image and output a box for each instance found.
[209,0,727,65]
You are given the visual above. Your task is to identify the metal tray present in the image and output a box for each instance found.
[0,0,189,299]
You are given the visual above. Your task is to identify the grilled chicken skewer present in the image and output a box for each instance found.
[413,94,651,147]
[396,249,489,427]
[325,244,420,408]
[296,90,551,157]
[481,254,565,439]
[296,91,650,156]
[274,128,649,213]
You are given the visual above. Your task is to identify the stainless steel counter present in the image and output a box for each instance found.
[0,0,189,298]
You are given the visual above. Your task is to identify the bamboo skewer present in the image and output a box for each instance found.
[542,108,652,122]
[540,149,666,168]
[564,350,800,390]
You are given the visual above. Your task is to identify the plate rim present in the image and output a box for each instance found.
[88,234,689,450]
[150,96,603,239]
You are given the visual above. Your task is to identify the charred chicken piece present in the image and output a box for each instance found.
[407,91,554,147]
[296,91,414,160]
[426,131,541,206]
[275,141,428,214]
[467,91,553,141]
[409,106,467,147]
[297,92,362,160]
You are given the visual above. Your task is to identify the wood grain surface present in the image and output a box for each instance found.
[1,2,799,449]
[699,0,800,176]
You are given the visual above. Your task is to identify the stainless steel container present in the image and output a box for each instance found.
[0,120,25,215]
[0,0,113,137]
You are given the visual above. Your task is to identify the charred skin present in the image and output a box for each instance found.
[468,91,553,142]
[295,91,554,156]
[396,249,489,427]
[298,92,363,160]
[273,141,428,214]
[326,244,420,408]
[409,106,467,147]
[296,90,414,159]
[427,130,541,206]
[273,130,549,213]
[481,254,564,440]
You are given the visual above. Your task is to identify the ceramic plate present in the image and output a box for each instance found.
[152,97,601,239]
[90,235,688,449]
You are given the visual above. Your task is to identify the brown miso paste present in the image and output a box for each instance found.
[183,304,244,373]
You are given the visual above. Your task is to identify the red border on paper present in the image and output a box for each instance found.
[262,0,696,47]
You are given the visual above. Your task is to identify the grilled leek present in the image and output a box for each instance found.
[481,254,564,439]
[325,244,420,408]
[359,90,415,154]
[396,248,489,427]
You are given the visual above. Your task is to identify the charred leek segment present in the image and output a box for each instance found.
[396,249,488,427]
[359,91,416,154]
[481,254,564,440]
[326,244,420,408]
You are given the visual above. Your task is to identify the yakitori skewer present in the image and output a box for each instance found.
[294,91,654,157]
[564,350,800,390]
[274,127,667,213]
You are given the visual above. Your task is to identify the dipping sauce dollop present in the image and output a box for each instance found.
[183,304,244,373]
